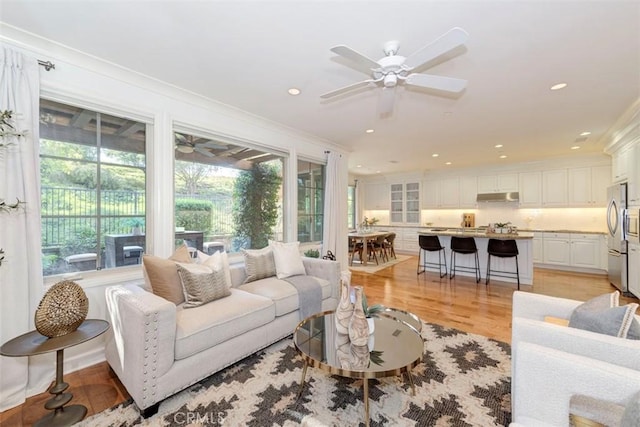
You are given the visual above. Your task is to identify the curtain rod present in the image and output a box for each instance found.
[38,60,55,71]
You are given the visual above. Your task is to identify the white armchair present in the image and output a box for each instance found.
[510,291,640,426]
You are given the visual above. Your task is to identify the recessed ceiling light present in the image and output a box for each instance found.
[571,145,581,150]
[432,153,439,158]
[287,88,301,96]
[376,170,381,173]
[494,144,503,148]
[580,131,591,136]
[365,129,374,134]
[356,165,362,168]
[445,161,452,165]
[499,155,507,159]
[550,82,568,91]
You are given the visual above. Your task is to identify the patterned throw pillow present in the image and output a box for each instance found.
[569,291,639,339]
[142,244,193,305]
[176,263,231,308]
[242,246,276,283]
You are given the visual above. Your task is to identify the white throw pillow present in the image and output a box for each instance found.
[270,241,306,279]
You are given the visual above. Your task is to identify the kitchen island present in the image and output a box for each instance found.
[418,228,534,285]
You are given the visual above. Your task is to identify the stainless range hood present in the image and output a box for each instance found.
[476,192,520,203]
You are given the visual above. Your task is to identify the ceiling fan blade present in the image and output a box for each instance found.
[202,141,228,150]
[320,79,376,99]
[330,45,380,70]
[405,73,468,93]
[404,27,469,70]
[379,86,396,117]
[194,146,215,157]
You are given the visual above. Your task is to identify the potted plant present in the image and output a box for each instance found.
[303,248,320,258]
[361,293,384,333]
[494,222,512,234]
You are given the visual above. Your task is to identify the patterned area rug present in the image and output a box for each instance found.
[80,322,511,427]
[349,254,413,274]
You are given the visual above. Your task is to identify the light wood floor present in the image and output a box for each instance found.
[2,255,637,425]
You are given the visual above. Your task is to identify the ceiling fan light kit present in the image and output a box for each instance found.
[322,27,469,116]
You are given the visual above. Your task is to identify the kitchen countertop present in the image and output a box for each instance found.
[418,228,534,239]
[371,225,606,235]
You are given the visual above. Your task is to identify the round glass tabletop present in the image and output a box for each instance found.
[293,311,423,379]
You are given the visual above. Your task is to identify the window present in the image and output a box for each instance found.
[39,99,147,276]
[347,185,356,230]
[173,131,284,253]
[297,160,324,243]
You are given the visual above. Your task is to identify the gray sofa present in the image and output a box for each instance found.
[104,256,340,415]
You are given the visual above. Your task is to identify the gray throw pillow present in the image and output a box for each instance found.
[242,247,276,283]
[176,263,231,308]
[569,291,639,339]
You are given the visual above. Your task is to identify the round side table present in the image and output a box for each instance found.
[1,319,110,427]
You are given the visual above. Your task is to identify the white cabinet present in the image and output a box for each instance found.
[568,165,611,206]
[459,176,478,207]
[627,143,640,206]
[364,182,388,210]
[541,232,603,270]
[477,173,518,193]
[405,182,421,224]
[570,234,601,269]
[390,182,420,224]
[518,171,542,207]
[422,180,439,209]
[612,145,631,183]
[532,232,543,263]
[591,165,612,206]
[542,169,568,206]
[390,183,404,223]
[543,233,571,265]
[629,243,640,298]
[423,176,476,208]
[439,177,460,208]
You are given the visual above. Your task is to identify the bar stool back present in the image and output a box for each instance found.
[449,236,481,283]
[417,235,447,278]
[486,238,520,289]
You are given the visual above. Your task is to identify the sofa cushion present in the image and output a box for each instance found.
[238,275,331,317]
[176,263,231,308]
[174,289,275,360]
[242,246,276,283]
[142,244,193,305]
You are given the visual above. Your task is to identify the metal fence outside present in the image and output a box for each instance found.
[41,187,234,251]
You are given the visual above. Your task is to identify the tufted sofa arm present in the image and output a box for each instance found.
[302,257,341,301]
[105,283,177,410]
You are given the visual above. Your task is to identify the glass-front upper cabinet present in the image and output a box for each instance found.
[390,182,420,224]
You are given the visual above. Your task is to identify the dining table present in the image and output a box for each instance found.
[348,230,390,266]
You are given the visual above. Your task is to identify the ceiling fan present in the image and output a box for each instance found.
[321,27,469,116]
[175,133,227,157]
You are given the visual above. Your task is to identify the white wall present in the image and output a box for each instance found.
[0,25,349,384]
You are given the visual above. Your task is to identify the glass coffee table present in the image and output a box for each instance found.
[293,310,423,427]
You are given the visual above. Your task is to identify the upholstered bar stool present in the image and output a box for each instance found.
[449,236,481,283]
[417,235,448,278]
[486,238,520,289]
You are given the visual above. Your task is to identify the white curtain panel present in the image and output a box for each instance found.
[322,151,348,269]
[0,45,50,411]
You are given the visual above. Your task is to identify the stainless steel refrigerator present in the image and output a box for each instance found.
[607,183,628,293]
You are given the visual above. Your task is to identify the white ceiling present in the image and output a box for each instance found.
[1,1,639,176]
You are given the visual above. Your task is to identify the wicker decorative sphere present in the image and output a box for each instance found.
[35,280,89,338]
